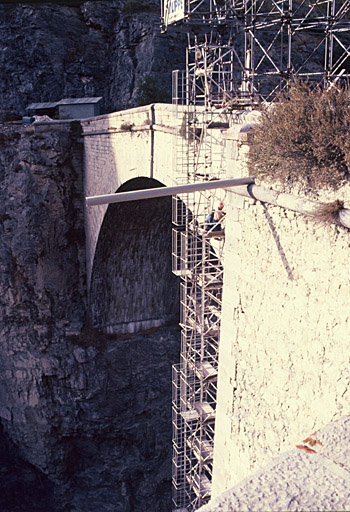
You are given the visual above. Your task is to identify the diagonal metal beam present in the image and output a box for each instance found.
[86,177,255,206]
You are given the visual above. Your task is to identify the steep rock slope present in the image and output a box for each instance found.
[0,1,186,118]
[0,121,180,510]
[0,4,184,509]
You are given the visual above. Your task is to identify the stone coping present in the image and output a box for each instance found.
[199,416,350,512]
[230,184,350,229]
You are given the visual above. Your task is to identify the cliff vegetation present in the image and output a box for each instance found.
[248,81,350,194]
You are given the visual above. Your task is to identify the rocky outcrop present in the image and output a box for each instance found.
[0,121,180,510]
[0,3,184,508]
[0,1,186,119]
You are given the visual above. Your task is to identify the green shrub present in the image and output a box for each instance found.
[136,75,169,106]
[248,81,350,191]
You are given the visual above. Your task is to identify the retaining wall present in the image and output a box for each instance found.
[212,127,350,497]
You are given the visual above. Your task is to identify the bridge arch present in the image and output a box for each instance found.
[89,177,179,334]
[82,104,179,290]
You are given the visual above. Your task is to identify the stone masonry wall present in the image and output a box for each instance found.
[212,126,350,497]
[82,104,179,287]
[89,179,179,334]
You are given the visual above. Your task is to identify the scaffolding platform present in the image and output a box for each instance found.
[187,473,212,497]
[195,401,215,421]
[180,401,216,423]
[197,276,222,289]
[186,317,219,337]
[187,437,213,461]
[195,361,217,380]
[181,408,199,422]
[198,228,225,238]
[173,268,192,278]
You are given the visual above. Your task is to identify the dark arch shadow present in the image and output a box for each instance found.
[89,177,179,334]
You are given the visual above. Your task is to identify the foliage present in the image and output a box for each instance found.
[123,0,158,14]
[248,81,350,191]
[310,199,345,226]
[0,110,20,123]
[136,75,169,106]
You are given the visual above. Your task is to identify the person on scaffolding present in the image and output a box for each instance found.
[205,202,225,232]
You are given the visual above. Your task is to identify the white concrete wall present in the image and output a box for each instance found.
[212,129,350,497]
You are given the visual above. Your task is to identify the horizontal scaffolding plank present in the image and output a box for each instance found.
[181,408,199,422]
[187,437,213,461]
[195,401,216,421]
[198,228,225,238]
[187,473,212,497]
[195,361,217,380]
[184,321,219,337]
[197,277,222,289]
[180,401,216,423]
[173,268,192,277]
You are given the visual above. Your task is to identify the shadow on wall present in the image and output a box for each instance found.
[262,204,294,281]
[89,177,179,334]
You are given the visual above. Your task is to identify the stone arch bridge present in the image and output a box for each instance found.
[82,104,185,335]
[81,103,249,335]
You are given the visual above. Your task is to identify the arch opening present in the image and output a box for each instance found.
[89,177,179,334]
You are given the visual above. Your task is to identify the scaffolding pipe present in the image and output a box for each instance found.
[86,177,255,206]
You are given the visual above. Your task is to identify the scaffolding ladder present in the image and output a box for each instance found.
[170,21,245,509]
[172,214,224,511]
[171,95,232,510]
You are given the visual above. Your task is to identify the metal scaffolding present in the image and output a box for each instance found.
[170,3,244,511]
[171,33,234,507]
[165,1,350,510]
[171,187,226,511]
[164,1,350,103]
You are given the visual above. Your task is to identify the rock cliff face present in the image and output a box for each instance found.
[0,3,183,508]
[0,1,186,118]
[0,120,180,510]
